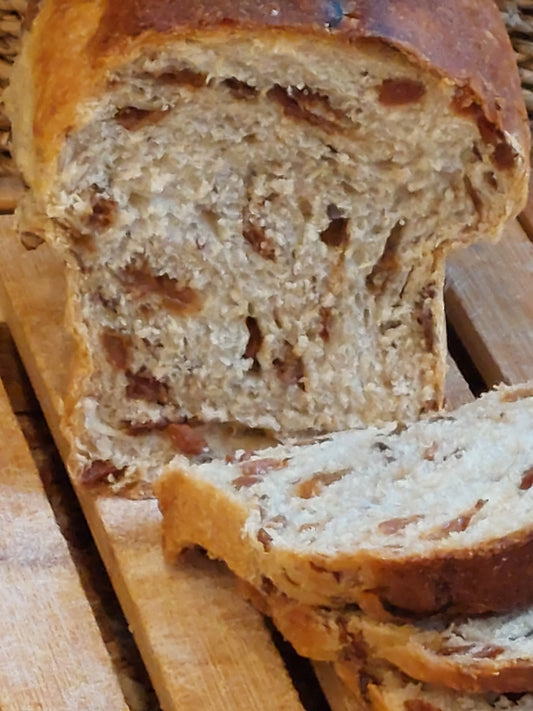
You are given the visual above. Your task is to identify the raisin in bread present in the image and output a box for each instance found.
[156,383,533,617]
[241,579,533,694]
[5,0,529,484]
[335,658,533,711]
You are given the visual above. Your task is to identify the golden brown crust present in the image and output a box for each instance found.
[8,0,529,198]
[93,0,528,146]
[241,579,533,695]
[156,462,533,618]
[363,533,533,617]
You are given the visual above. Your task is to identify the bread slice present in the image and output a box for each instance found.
[240,579,533,694]
[5,0,529,483]
[335,658,533,711]
[156,383,533,617]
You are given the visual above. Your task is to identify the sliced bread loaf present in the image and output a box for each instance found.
[5,0,529,483]
[240,579,533,694]
[156,383,533,617]
[335,658,533,711]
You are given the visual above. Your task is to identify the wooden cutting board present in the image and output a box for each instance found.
[0,367,128,710]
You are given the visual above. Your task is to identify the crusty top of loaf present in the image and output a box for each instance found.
[94,0,528,140]
[10,0,530,197]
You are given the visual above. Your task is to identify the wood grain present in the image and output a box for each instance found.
[446,220,533,387]
[0,216,303,711]
[0,376,127,710]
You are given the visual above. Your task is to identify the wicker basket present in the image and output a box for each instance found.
[500,1,533,116]
[0,0,24,179]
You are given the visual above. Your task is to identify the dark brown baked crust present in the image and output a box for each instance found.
[92,0,528,148]
[366,532,533,618]
[14,0,529,196]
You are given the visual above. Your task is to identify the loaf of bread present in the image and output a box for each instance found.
[156,384,533,617]
[334,658,533,711]
[6,0,529,484]
[241,579,533,694]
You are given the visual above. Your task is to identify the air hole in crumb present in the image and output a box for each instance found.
[114,106,169,131]
[366,221,404,294]
[244,316,262,372]
[122,418,170,435]
[267,84,348,133]
[152,68,207,88]
[472,144,483,161]
[88,193,118,229]
[223,77,258,99]
[319,306,333,342]
[320,212,349,248]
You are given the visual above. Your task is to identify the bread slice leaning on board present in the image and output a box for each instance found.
[334,658,533,711]
[5,0,529,486]
[156,384,533,618]
[239,579,533,694]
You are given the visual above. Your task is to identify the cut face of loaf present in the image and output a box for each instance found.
[335,658,533,711]
[241,580,533,694]
[156,384,533,617]
[7,0,529,482]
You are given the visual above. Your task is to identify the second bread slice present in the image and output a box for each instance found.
[156,383,533,617]
[240,579,533,694]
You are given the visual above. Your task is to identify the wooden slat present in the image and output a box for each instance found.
[445,355,474,409]
[0,376,127,710]
[0,215,303,711]
[446,219,533,387]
